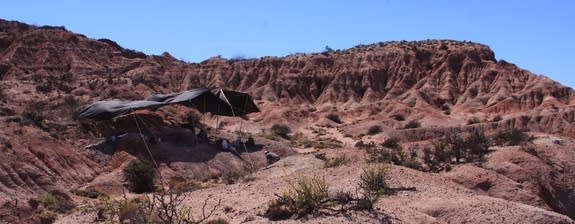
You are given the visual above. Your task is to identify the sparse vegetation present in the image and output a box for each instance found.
[420,130,492,172]
[205,218,230,224]
[184,111,203,128]
[364,140,405,165]
[290,132,343,149]
[403,119,421,129]
[381,138,401,150]
[391,114,405,121]
[366,125,382,135]
[322,155,349,168]
[0,85,6,102]
[358,166,390,196]
[467,117,481,125]
[492,115,503,122]
[31,191,75,223]
[326,113,343,124]
[365,145,395,163]
[97,190,221,224]
[37,209,57,224]
[362,138,423,169]
[270,124,291,139]
[72,188,106,199]
[221,166,254,184]
[466,130,490,160]
[265,169,396,220]
[440,104,450,111]
[36,191,75,213]
[492,128,533,146]
[123,159,156,193]
[269,176,329,218]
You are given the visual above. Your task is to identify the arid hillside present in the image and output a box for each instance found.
[0,19,574,223]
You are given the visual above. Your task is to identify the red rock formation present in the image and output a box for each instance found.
[1,19,575,222]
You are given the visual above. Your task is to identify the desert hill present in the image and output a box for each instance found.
[0,19,574,223]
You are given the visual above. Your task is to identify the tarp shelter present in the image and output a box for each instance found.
[145,88,235,116]
[78,100,165,120]
[78,88,259,120]
[210,88,260,116]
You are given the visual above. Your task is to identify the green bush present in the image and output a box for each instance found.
[366,125,382,135]
[403,120,421,129]
[271,124,291,139]
[123,160,156,193]
[326,113,343,124]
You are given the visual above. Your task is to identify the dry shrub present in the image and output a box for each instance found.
[391,114,405,121]
[123,159,156,193]
[205,218,230,224]
[266,176,329,219]
[37,209,57,224]
[493,128,532,146]
[358,166,389,196]
[264,200,293,221]
[323,155,349,168]
[98,190,220,224]
[36,191,75,213]
[326,113,343,124]
[221,166,254,184]
[466,117,481,125]
[265,167,399,220]
[367,125,382,135]
[271,124,291,139]
[72,188,106,199]
[403,119,421,129]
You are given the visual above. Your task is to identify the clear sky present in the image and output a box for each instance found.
[3,1,574,88]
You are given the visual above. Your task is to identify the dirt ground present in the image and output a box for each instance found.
[58,131,575,224]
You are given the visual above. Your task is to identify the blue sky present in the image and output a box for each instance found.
[3,1,574,88]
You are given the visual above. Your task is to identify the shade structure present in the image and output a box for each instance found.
[78,88,260,120]
[78,100,165,120]
[145,88,237,116]
[210,88,260,116]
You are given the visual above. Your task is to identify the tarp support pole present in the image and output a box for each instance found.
[132,112,166,190]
